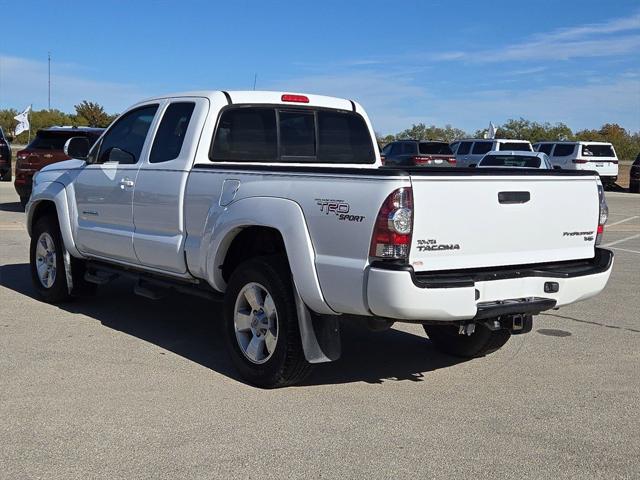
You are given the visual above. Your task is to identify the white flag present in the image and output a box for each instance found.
[14,105,31,136]
[487,121,497,139]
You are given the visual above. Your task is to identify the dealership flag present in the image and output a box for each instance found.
[14,105,32,136]
[487,121,497,139]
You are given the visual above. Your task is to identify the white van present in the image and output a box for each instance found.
[533,141,618,184]
[450,139,533,167]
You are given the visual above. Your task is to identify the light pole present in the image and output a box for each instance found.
[48,52,51,110]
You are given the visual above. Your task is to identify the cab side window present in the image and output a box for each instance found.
[96,105,159,164]
[150,102,196,163]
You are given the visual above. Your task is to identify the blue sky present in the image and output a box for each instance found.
[0,0,638,134]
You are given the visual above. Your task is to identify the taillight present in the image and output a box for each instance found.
[596,179,608,245]
[412,156,456,166]
[370,187,413,259]
[412,156,431,165]
[281,94,309,103]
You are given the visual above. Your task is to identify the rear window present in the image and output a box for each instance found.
[553,144,576,156]
[471,141,492,155]
[211,107,277,162]
[582,144,615,158]
[317,110,375,163]
[419,142,452,155]
[481,155,541,168]
[457,141,472,155]
[499,142,532,152]
[210,107,375,164]
[28,131,93,150]
[392,142,417,155]
[537,144,554,155]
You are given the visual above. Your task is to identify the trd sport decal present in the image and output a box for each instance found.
[416,239,461,252]
[315,199,365,223]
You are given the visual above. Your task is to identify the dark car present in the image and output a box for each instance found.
[630,153,640,194]
[380,140,456,167]
[14,126,104,206]
[0,127,12,182]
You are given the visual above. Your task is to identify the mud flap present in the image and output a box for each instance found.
[294,286,341,363]
[62,248,74,295]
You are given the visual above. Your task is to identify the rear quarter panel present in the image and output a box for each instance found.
[184,168,409,315]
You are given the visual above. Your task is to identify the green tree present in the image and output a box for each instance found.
[0,108,18,139]
[395,123,468,143]
[475,118,573,143]
[74,101,112,127]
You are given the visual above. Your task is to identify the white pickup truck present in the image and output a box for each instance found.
[26,91,613,387]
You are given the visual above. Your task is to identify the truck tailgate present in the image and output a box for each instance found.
[409,173,600,272]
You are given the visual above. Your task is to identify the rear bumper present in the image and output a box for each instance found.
[366,249,614,321]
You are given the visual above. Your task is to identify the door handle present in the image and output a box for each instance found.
[43,154,53,159]
[119,178,135,189]
[498,191,530,204]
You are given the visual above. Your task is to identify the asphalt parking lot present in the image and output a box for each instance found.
[0,183,638,479]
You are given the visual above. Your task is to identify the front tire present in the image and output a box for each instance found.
[30,216,71,303]
[423,322,510,358]
[223,256,312,388]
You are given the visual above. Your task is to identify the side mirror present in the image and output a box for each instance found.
[64,137,90,159]
[107,147,136,164]
[469,164,477,168]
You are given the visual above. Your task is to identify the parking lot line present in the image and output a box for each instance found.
[609,247,640,255]
[607,216,639,227]
[603,233,640,248]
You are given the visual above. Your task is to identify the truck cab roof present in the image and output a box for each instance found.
[136,90,360,112]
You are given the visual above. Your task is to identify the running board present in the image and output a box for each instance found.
[84,261,224,302]
[84,270,118,285]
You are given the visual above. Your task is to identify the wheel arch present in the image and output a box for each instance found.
[27,181,83,258]
[204,197,336,316]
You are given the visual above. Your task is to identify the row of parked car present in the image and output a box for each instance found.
[1,126,639,206]
[381,138,639,190]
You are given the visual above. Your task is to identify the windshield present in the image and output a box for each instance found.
[499,142,532,151]
[481,154,541,168]
[419,142,452,155]
[582,144,615,157]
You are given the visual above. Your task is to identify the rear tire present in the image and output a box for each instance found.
[20,196,29,209]
[0,170,11,182]
[223,255,313,388]
[423,322,510,358]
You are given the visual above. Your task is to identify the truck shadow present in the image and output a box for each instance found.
[0,201,24,212]
[0,263,466,387]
